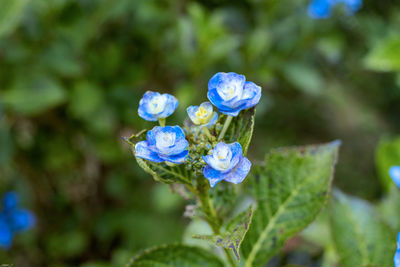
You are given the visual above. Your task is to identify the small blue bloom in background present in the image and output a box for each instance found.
[308,0,333,19]
[187,102,218,128]
[395,232,400,267]
[202,142,251,187]
[389,166,400,188]
[0,192,35,249]
[308,0,362,19]
[207,72,261,117]
[138,91,178,121]
[135,126,189,164]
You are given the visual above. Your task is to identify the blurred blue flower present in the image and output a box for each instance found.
[0,192,35,249]
[207,72,261,117]
[135,126,189,164]
[202,142,251,187]
[395,232,400,267]
[187,102,218,128]
[0,216,12,249]
[138,91,178,121]
[389,166,400,188]
[308,0,362,19]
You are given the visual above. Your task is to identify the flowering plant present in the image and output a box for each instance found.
[124,72,341,266]
[0,192,35,249]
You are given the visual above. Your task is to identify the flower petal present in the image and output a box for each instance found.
[202,112,218,128]
[187,105,201,125]
[390,166,400,188]
[223,157,252,184]
[158,94,178,118]
[159,150,189,164]
[242,81,262,109]
[2,192,18,211]
[203,143,232,172]
[151,126,188,155]
[202,166,225,187]
[395,232,400,267]
[226,142,243,170]
[200,102,213,114]
[146,126,162,146]
[207,73,261,116]
[0,216,12,249]
[135,141,164,162]
[208,72,245,101]
[208,88,227,110]
[138,91,162,121]
[308,0,332,19]
[138,91,178,121]
[9,209,36,232]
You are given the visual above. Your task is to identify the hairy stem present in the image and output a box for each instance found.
[218,115,233,141]
[197,177,237,267]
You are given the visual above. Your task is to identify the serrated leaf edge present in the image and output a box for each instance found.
[245,140,340,267]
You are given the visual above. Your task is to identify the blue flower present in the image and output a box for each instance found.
[0,216,12,249]
[207,72,261,117]
[308,0,362,19]
[0,192,35,249]
[389,166,400,188]
[138,91,178,121]
[187,102,218,128]
[135,126,189,164]
[308,0,333,18]
[202,142,251,187]
[395,232,400,267]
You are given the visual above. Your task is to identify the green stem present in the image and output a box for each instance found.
[197,178,237,267]
[218,116,233,141]
[202,127,214,141]
[158,118,166,127]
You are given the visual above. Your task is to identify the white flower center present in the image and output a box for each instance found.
[156,132,176,149]
[213,145,232,170]
[148,95,167,114]
[219,81,243,101]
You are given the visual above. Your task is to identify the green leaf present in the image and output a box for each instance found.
[193,206,254,261]
[126,244,224,267]
[379,187,400,230]
[220,107,255,155]
[242,141,340,267]
[375,136,400,192]
[329,190,395,267]
[2,76,66,115]
[364,36,400,72]
[0,0,28,39]
[126,132,192,186]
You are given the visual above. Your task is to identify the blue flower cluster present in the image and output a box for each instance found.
[135,72,261,187]
[0,192,35,249]
[308,0,362,19]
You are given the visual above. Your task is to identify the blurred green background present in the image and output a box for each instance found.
[0,0,399,266]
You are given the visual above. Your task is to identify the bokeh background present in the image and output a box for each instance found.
[0,0,399,266]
